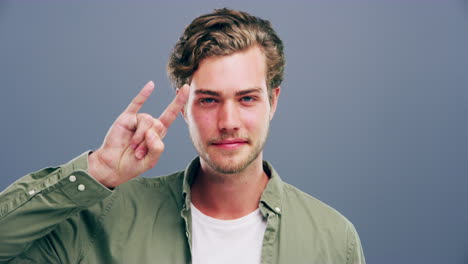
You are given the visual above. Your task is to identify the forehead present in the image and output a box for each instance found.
[191,45,267,94]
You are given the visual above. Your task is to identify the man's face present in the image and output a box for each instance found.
[183,45,280,175]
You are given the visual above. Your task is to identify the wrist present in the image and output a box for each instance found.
[88,150,116,188]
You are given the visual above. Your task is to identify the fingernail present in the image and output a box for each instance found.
[130,143,137,150]
[136,150,144,159]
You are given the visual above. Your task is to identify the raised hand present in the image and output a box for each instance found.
[88,81,189,188]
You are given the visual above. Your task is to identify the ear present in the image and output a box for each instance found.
[269,87,281,120]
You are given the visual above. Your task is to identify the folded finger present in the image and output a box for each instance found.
[130,113,154,149]
[144,129,165,169]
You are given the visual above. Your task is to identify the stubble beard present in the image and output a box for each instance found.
[191,127,270,176]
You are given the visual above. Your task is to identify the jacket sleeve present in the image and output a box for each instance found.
[346,221,366,264]
[0,151,113,263]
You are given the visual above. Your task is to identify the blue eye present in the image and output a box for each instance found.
[241,96,255,102]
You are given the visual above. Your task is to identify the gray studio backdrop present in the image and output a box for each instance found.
[1,1,467,263]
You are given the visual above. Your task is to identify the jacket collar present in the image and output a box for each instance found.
[181,157,284,216]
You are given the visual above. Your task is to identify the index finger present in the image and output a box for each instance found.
[158,84,189,132]
[125,81,155,114]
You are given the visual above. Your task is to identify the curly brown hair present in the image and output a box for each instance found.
[167,8,285,96]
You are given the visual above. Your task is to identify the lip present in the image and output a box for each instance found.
[211,139,248,149]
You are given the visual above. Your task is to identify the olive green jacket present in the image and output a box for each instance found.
[0,152,365,263]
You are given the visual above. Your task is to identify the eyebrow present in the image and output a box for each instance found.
[194,87,263,97]
[194,89,220,96]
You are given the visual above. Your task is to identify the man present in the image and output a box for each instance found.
[0,8,365,263]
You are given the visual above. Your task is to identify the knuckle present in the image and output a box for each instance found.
[131,136,142,145]
[153,120,165,134]
[156,140,165,151]
[138,113,153,126]
[138,113,151,119]
[151,139,164,152]
[130,136,140,145]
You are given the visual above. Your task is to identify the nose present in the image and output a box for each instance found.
[217,101,240,132]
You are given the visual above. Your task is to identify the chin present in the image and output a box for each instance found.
[212,162,248,174]
[203,151,258,175]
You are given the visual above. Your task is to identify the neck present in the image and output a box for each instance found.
[190,155,269,220]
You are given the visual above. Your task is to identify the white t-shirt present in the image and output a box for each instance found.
[190,203,267,264]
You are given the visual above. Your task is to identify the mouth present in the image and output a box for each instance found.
[211,139,248,149]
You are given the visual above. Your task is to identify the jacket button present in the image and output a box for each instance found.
[69,175,77,182]
[78,184,86,191]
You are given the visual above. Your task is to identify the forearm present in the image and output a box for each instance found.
[0,152,112,261]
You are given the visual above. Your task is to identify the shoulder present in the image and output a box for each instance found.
[280,182,357,236]
[278,182,365,263]
[127,171,185,190]
[263,160,355,231]
[110,171,185,206]
[282,183,346,220]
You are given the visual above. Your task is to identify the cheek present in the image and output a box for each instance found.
[189,108,216,132]
[241,107,269,130]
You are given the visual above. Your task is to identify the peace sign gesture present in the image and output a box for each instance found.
[88,81,189,188]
